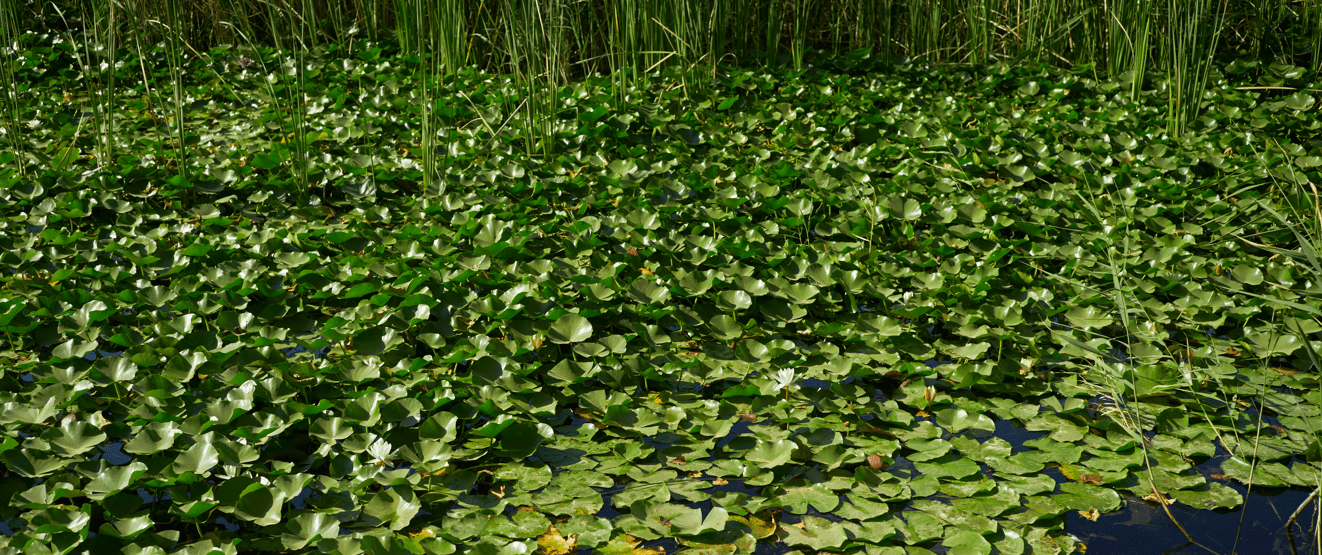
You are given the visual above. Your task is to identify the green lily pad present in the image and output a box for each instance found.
[778,515,847,550]
[549,314,593,344]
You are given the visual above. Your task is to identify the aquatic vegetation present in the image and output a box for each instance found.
[0,3,1320,554]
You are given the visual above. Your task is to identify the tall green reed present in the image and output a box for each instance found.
[501,0,565,157]
[964,0,992,63]
[1160,0,1227,138]
[1306,0,1322,71]
[698,0,730,80]
[203,0,317,202]
[906,0,938,62]
[1107,0,1154,102]
[560,0,598,75]
[1249,0,1284,60]
[47,1,124,177]
[398,0,466,195]
[211,0,315,201]
[860,0,896,59]
[161,0,191,185]
[0,0,25,175]
[606,0,653,104]
[729,0,756,63]
[764,0,785,65]
[80,0,120,183]
[788,0,814,69]
[33,0,1322,175]
[40,0,1322,87]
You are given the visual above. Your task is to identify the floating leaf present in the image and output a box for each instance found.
[778,516,846,550]
[549,314,593,344]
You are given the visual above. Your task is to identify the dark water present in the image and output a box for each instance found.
[1067,467,1316,555]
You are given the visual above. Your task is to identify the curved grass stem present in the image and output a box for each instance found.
[1285,486,1320,530]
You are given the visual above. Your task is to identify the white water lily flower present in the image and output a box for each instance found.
[1019,358,1037,377]
[366,437,396,465]
[217,464,243,480]
[770,368,797,392]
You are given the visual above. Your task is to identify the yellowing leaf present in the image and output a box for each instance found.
[1141,491,1175,506]
[599,535,666,555]
[1078,508,1099,521]
[537,524,578,555]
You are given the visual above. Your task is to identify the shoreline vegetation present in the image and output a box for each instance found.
[0,1,1320,554]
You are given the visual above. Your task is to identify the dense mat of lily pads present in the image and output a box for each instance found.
[1,35,1321,555]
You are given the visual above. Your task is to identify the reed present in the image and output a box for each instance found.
[1106,0,1154,102]
[607,0,641,102]
[396,0,466,194]
[24,0,1318,78]
[1307,0,1322,71]
[0,1,25,175]
[43,1,125,179]
[16,0,1312,151]
[501,0,566,157]
[81,0,119,181]
[165,0,192,184]
[964,0,992,63]
[1160,0,1227,138]
[906,0,936,62]
[789,0,814,69]
[1249,0,1284,60]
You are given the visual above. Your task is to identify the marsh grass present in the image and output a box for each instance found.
[28,0,1315,73]
[1056,165,1322,551]
[1044,177,1268,547]
[0,1,26,174]
[1239,141,1322,540]
[1308,0,1322,72]
[26,0,1316,145]
[77,0,118,180]
[395,0,466,194]
[1160,0,1228,138]
[1106,0,1154,102]
[499,0,567,157]
[164,0,193,184]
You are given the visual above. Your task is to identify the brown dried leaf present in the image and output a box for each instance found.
[1141,491,1175,506]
